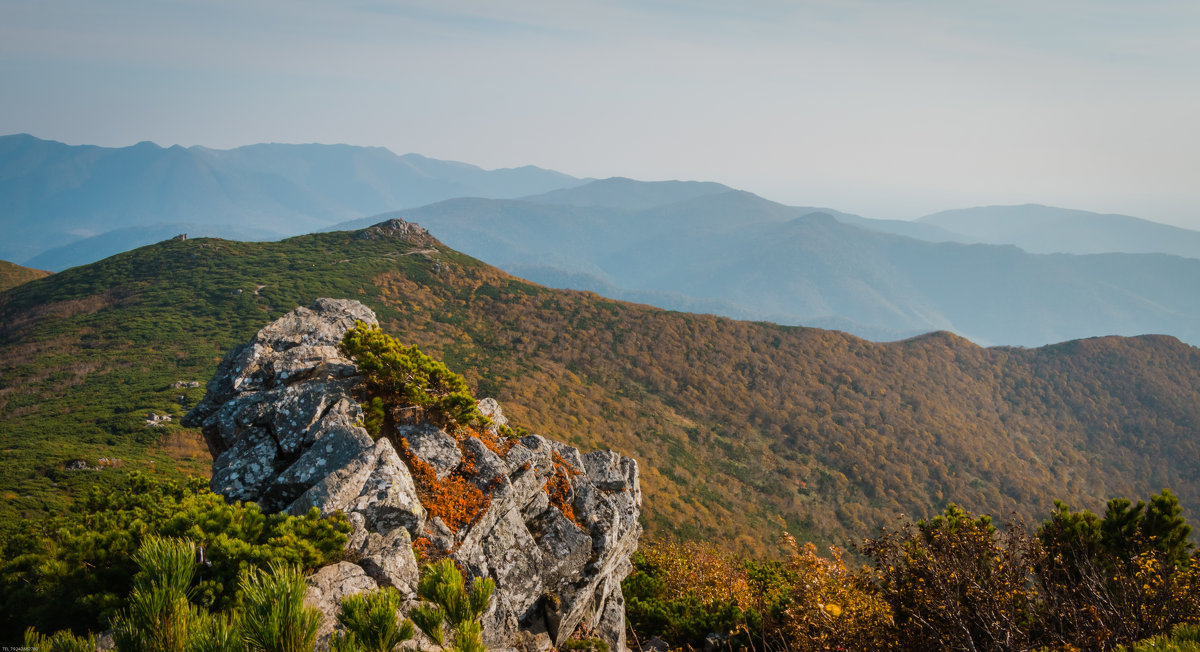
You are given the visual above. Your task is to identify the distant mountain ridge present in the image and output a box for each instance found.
[8,133,1200,346]
[0,133,585,268]
[913,204,1200,258]
[330,181,1200,347]
[523,177,742,211]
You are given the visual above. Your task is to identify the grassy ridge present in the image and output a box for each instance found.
[2,227,1199,552]
[0,260,50,292]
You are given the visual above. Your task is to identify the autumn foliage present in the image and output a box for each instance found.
[860,506,1040,650]
[397,438,489,536]
[625,537,892,651]
[779,534,893,651]
[626,492,1200,651]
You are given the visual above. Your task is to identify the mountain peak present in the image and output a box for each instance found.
[355,218,432,243]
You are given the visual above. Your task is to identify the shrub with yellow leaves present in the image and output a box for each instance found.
[623,539,767,649]
[780,533,894,652]
[1035,491,1200,648]
[860,504,1040,651]
[625,537,893,651]
[638,540,756,606]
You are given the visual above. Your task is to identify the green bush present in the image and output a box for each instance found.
[409,559,494,652]
[111,537,200,652]
[1120,622,1200,651]
[0,473,350,639]
[23,628,97,652]
[333,587,414,652]
[28,537,320,652]
[239,562,321,652]
[339,322,486,432]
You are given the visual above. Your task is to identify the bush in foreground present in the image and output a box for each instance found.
[627,491,1200,651]
[0,473,349,639]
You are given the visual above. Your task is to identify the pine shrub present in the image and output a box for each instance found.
[334,587,415,652]
[338,322,486,431]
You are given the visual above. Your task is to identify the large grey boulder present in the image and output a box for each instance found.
[399,423,462,479]
[184,299,424,534]
[188,299,641,652]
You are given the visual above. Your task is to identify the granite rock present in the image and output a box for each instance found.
[189,298,641,651]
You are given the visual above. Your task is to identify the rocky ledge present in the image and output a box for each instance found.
[184,298,641,651]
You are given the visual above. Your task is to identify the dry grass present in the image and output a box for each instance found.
[155,429,211,463]
[3,404,40,419]
[3,293,115,336]
[57,360,108,390]
[1,334,79,367]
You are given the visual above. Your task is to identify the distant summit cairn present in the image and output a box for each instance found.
[356,217,431,243]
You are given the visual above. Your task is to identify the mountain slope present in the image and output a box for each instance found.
[338,186,1200,346]
[0,134,583,267]
[23,223,283,271]
[2,220,1199,555]
[522,177,737,210]
[0,260,50,291]
[612,210,1200,345]
[917,204,1200,258]
[832,213,968,242]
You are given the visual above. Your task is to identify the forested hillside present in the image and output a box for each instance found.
[2,221,1198,553]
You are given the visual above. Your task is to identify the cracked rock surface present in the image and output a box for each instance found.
[186,298,641,651]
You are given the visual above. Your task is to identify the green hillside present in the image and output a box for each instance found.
[2,221,1199,553]
[0,260,50,292]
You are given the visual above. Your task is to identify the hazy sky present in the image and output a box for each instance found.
[3,0,1199,227]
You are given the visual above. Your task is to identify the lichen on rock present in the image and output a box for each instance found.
[185,298,641,651]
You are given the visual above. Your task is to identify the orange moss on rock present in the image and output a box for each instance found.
[546,451,586,529]
[458,424,516,457]
[411,535,437,560]
[397,437,490,534]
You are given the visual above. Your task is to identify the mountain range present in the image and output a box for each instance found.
[0,133,584,268]
[2,221,1199,555]
[332,180,1200,346]
[7,134,1200,348]
[916,204,1200,258]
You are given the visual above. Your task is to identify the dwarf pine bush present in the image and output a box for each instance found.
[338,322,485,433]
[0,473,349,639]
[409,559,494,652]
[333,587,415,652]
[239,562,321,652]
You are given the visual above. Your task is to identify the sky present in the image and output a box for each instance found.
[2,0,1199,227]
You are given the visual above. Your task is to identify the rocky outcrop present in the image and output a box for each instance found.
[355,218,433,243]
[185,298,641,651]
